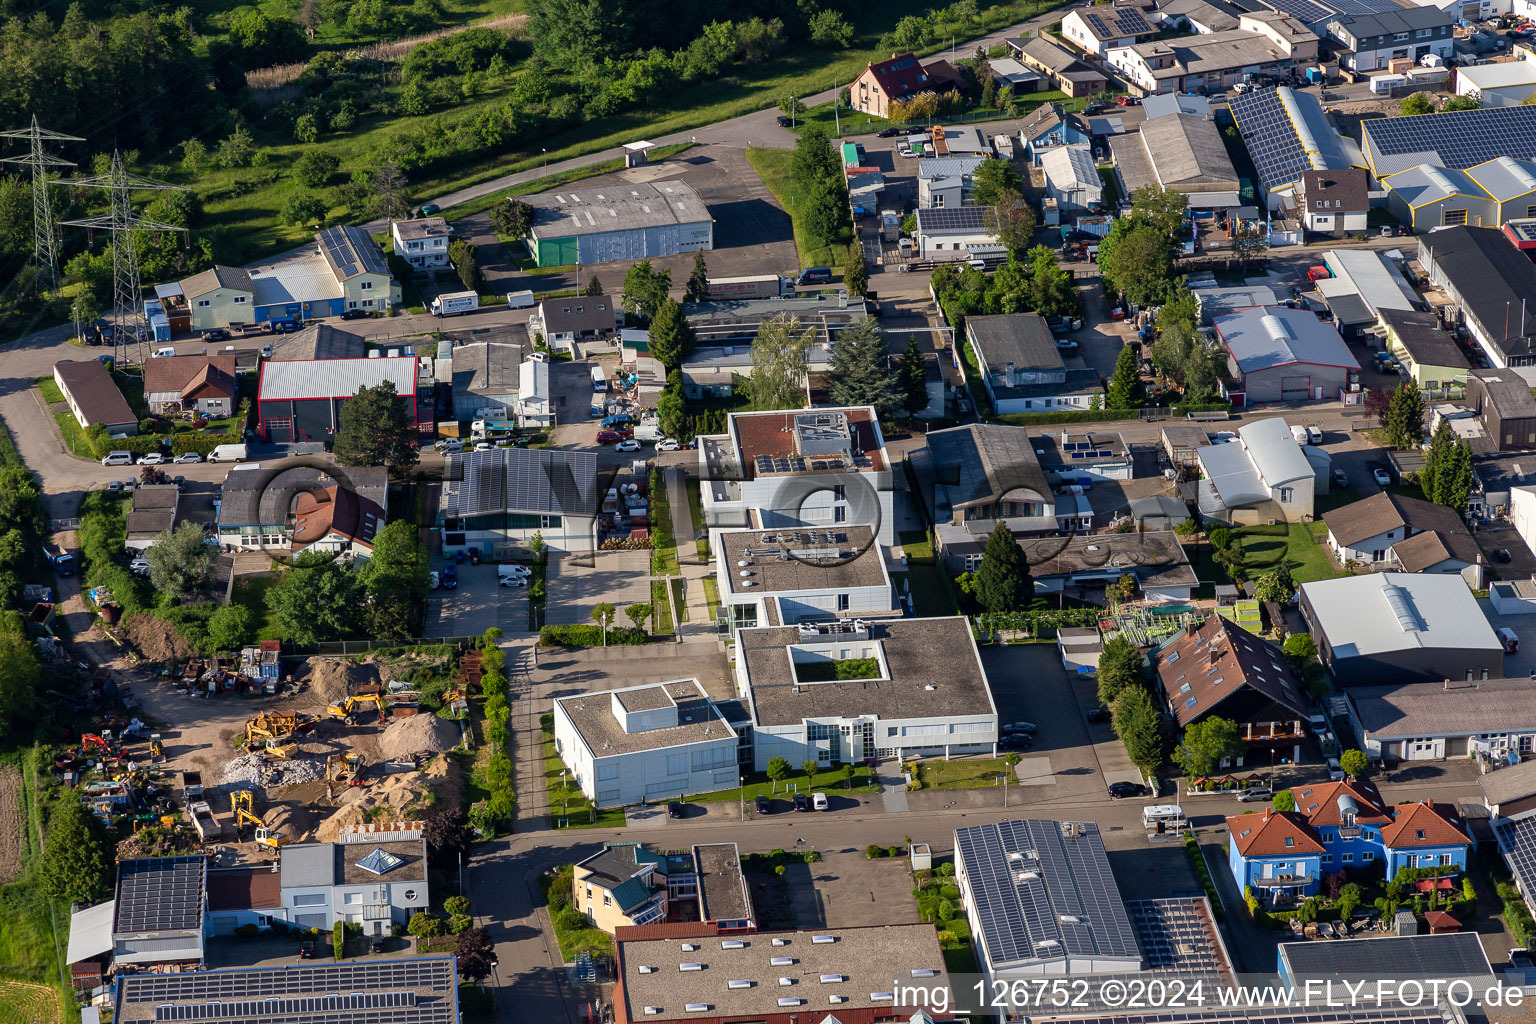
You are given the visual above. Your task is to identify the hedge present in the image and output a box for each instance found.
[81,424,244,460]
[975,608,1101,640]
[1185,835,1225,921]
[992,403,1232,427]
[537,624,648,647]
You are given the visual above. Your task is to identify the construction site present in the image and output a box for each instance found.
[64,642,487,865]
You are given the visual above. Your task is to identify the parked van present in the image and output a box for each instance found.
[505,290,536,309]
[208,443,248,463]
[101,450,133,467]
[811,792,828,811]
[1499,627,1520,654]
[1141,804,1185,830]
[151,347,176,358]
[1290,424,1310,445]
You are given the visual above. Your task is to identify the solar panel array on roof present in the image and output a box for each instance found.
[319,227,358,279]
[1365,106,1536,171]
[917,206,990,232]
[155,992,416,1021]
[115,857,204,935]
[1260,0,1331,23]
[1231,90,1316,190]
[440,448,596,518]
[1497,817,1536,906]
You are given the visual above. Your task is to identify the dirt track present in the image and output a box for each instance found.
[0,769,22,883]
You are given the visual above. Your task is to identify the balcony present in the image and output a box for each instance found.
[1253,873,1314,888]
[1242,721,1304,742]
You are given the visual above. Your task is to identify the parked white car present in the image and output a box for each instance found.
[136,452,165,465]
[654,437,681,451]
[615,439,641,452]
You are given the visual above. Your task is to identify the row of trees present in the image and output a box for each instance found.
[789,125,854,254]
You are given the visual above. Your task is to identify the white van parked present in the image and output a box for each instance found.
[208,443,248,463]
[101,450,134,467]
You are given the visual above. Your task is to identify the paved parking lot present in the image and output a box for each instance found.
[544,550,653,627]
[423,560,526,637]
[1481,600,1536,676]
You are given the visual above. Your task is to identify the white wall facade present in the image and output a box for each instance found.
[705,469,896,549]
[552,702,740,808]
[751,712,999,769]
[278,880,427,933]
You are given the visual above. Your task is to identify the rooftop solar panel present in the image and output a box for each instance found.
[1364,106,1536,172]
[1260,0,1332,23]
[1230,88,1345,191]
[114,857,204,935]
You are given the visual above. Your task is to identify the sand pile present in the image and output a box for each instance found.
[379,714,460,760]
[125,614,195,662]
[306,658,381,704]
[311,755,466,843]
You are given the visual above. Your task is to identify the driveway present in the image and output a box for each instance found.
[423,560,527,638]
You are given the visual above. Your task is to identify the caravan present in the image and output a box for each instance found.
[1142,804,1186,832]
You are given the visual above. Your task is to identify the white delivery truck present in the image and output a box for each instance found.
[505,290,536,309]
[590,365,607,391]
[430,291,480,317]
[633,419,663,443]
[705,275,793,300]
[208,443,248,463]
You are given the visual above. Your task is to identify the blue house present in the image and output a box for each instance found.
[1227,810,1325,906]
[1230,783,1471,906]
[1020,102,1090,166]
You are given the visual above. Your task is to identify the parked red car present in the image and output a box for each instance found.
[597,429,623,444]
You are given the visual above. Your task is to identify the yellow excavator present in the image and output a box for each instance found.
[230,791,288,848]
[325,694,387,722]
[245,710,314,745]
[326,752,365,785]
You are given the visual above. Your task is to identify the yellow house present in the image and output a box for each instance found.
[1379,308,1470,394]
[181,266,255,330]
[572,843,682,933]
[319,224,402,313]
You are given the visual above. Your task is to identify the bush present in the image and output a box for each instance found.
[333,922,345,960]
[866,844,882,859]
[408,912,446,938]
[538,624,648,647]
[449,913,473,934]
[444,895,471,918]
[555,906,587,931]
[235,923,259,938]
[939,883,960,899]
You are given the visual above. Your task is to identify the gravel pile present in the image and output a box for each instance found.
[219,754,326,789]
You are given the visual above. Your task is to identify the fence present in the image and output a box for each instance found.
[283,636,482,657]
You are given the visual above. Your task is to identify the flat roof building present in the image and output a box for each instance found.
[438,446,599,556]
[524,180,713,268]
[1276,932,1492,988]
[713,525,897,634]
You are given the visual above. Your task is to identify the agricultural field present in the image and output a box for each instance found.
[0,981,63,1024]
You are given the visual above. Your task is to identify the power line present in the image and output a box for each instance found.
[0,116,82,293]
[61,151,186,366]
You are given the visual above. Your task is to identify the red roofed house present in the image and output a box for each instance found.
[290,484,385,562]
[1227,809,1325,907]
[144,354,238,418]
[850,52,959,117]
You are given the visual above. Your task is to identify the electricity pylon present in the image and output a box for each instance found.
[0,116,83,293]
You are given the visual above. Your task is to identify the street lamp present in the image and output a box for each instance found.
[542,148,547,169]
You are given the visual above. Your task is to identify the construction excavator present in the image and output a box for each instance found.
[326,752,366,786]
[80,733,122,761]
[325,694,387,722]
[230,791,288,848]
[245,711,315,744]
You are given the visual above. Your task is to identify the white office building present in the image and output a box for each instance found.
[713,525,899,636]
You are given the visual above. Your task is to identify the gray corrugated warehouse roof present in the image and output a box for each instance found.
[526,180,711,239]
[1119,112,1238,190]
[1214,305,1359,373]
[439,447,598,518]
[1351,678,1536,740]
[258,356,417,401]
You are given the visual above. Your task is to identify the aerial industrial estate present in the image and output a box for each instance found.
[22,1,1536,1024]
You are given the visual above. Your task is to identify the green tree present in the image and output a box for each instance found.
[332,381,420,470]
[1441,440,1472,515]
[280,190,328,227]
[1384,378,1424,449]
[266,553,359,645]
[972,157,1025,207]
[750,314,815,410]
[1442,95,1479,111]
[490,200,535,239]
[801,176,850,249]
[293,150,341,189]
[292,112,319,144]
[897,335,931,417]
[455,926,497,982]
[591,601,617,642]
[71,291,102,339]
[766,756,790,792]
[206,603,255,652]
[181,139,207,173]
[622,259,672,323]
[1096,635,1144,708]
[371,161,410,221]
[809,8,854,47]
[1173,716,1245,778]
[685,250,710,303]
[625,603,652,630]
[975,521,1032,613]
[215,118,256,168]
[802,759,818,780]
[1340,748,1369,778]
[1025,245,1079,317]
[1129,184,1190,236]
[1098,220,1175,306]
[1253,563,1295,604]
[658,386,688,441]
[356,520,430,639]
[449,238,482,292]
[1400,92,1435,115]
[1282,632,1317,662]
[408,911,446,938]
[39,798,113,904]
[844,240,869,297]
[1272,789,1296,812]
[827,318,900,416]
[991,188,1037,255]
[583,277,604,296]
[790,124,842,192]
[778,94,808,120]
[1106,344,1142,409]
[227,9,307,67]
[1420,416,1453,501]
[146,520,215,599]
[646,298,695,371]
[1112,686,1168,776]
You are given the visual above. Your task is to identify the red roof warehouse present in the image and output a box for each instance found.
[256,356,431,444]
[612,921,956,1024]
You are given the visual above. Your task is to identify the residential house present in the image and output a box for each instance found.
[124,485,181,553]
[848,51,959,117]
[1455,60,1536,107]
[1154,0,1242,34]
[1418,227,1536,373]
[1153,616,1311,763]
[438,447,598,555]
[1379,308,1469,392]
[987,57,1045,93]
[909,423,1060,571]
[390,216,451,270]
[1041,144,1104,214]
[1226,810,1326,907]
[113,959,459,1024]
[697,407,895,548]
[204,864,282,935]
[444,335,552,426]
[966,313,1101,414]
[256,356,430,443]
[552,679,739,807]
[712,525,898,637]
[216,464,388,552]
[1322,491,1483,583]
[143,354,237,417]
[1109,111,1242,210]
[1196,417,1316,523]
[179,265,256,331]
[1346,677,1536,761]
[1298,167,1369,234]
[913,205,997,259]
[1213,305,1360,404]
[917,155,986,209]
[1063,5,1158,56]
[1010,35,1109,96]
[1019,102,1091,165]
[1467,369,1536,449]
[290,484,384,562]
[734,617,997,767]
[54,359,137,436]
[522,181,712,267]
[112,856,206,968]
[312,225,398,316]
[528,296,622,353]
[1297,572,1504,687]
[1325,7,1454,72]
[572,842,693,932]
[1019,530,1199,601]
[1107,13,1318,95]
[278,832,429,935]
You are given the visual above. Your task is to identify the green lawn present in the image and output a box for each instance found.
[744,146,854,269]
[897,531,961,617]
[1231,522,1341,584]
[917,758,1016,790]
[685,482,709,561]
[651,579,674,634]
[52,411,95,459]
[670,577,689,624]
[231,575,282,642]
[701,576,721,624]
[538,871,614,961]
[542,724,626,829]
[649,476,680,576]
[689,764,880,803]
[32,377,63,405]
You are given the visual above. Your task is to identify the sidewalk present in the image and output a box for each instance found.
[505,637,549,833]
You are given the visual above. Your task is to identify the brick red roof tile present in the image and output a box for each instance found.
[1380,800,1470,849]
[1227,810,1325,857]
